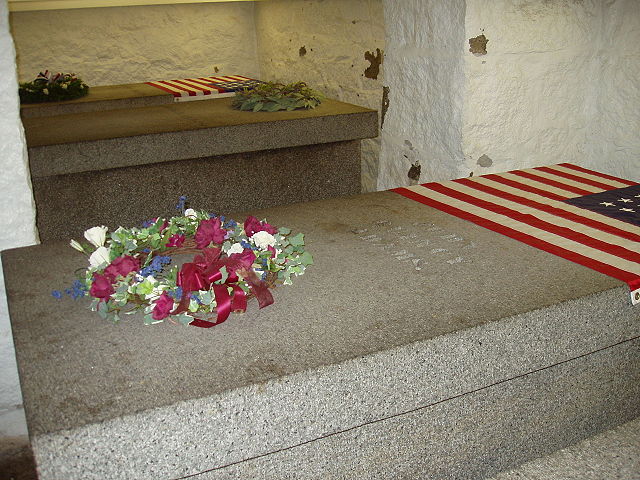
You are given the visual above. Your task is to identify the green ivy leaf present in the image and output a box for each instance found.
[289,233,305,246]
[298,251,314,266]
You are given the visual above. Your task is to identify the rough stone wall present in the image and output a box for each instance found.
[377,0,466,190]
[0,0,38,438]
[9,2,260,86]
[463,0,639,181]
[583,0,640,181]
[254,0,385,192]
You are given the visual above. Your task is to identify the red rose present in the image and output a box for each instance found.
[104,255,140,279]
[89,272,115,301]
[244,216,277,237]
[152,292,174,320]
[194,218,226,249]
[166,234,185,247]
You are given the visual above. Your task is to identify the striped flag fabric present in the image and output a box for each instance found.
[392,163,640,305]
[145,75,262,102]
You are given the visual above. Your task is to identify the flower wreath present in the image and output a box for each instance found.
[19,70,89,104]
[55,198,312,327]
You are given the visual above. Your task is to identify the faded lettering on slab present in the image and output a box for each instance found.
[351,220,476,271]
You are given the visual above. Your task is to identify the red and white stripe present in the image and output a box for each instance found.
[145,75,255,100]
[393,163,640,305]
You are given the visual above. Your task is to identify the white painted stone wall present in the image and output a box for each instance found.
[463,0,639,182]
[0,0,38,438]
[254,0,385,192]
[10,2,260,86]
[582,0,640,182]
[378,0,466,190]
[380,0,639,189]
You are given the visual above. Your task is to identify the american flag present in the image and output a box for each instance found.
[145,75,262,102]
[393,163,640,305]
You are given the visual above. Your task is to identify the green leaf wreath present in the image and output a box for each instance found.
[19,71,89,104]
[232,81,323,112]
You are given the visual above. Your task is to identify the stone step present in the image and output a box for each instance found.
[3,191,639,480]
[488,416,640,480]
[23,97,378,241]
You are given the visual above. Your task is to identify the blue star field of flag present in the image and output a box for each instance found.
[206,79,264,92]
[564,184,640,227]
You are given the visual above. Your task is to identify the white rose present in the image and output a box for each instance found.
[227,242,244,255]
[184,208,197,218]
[84,225,108,247]
[252,231,275,249]
[89,246,111,268]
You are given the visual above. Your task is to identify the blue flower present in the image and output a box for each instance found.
[140,255,172,277]
[69,280,87,299]
[141,219,155,228]
[209,213,218,218]
[176,195,187,211]
[168,287,183,299]
[51,290,63,299]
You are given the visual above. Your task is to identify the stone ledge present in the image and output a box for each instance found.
[25,98,378,177]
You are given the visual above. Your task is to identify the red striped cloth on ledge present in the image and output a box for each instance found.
[145,75,262,101]
[393,163,640,305]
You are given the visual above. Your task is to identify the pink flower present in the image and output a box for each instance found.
[104,255,140,279]
[194,218,226,249]
[166,234,185,247]
[89,272,115,301]
[267,246,276,258]
[152,292,174,320]
[244,216,277,237]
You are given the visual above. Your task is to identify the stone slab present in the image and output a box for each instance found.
[32,140,361,241]
[20,83,171,119]
[3,191,639,479]
[25,97,378,177]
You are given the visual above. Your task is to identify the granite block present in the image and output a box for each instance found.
[25,98,378,177]
[193,339,640,480]
[31,140,361,241]
[3,191,639,479]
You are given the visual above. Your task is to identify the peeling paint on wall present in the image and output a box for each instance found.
[468,34,488,55]
[299,46,307,56]
[381,86,390,129]
[364,48,383,79]
[477,154,493,167]
[408,161,421,182]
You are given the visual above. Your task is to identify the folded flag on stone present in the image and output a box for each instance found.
[145,75,263,102]
[393,163,640,305]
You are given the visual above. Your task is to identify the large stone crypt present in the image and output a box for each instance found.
[3,188,639,479]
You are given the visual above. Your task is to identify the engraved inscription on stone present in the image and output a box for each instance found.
[351,220,476,271]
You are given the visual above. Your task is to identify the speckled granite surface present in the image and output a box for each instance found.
[3,192,639,479]
[32,140,361,241]
[25,97,377,177]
